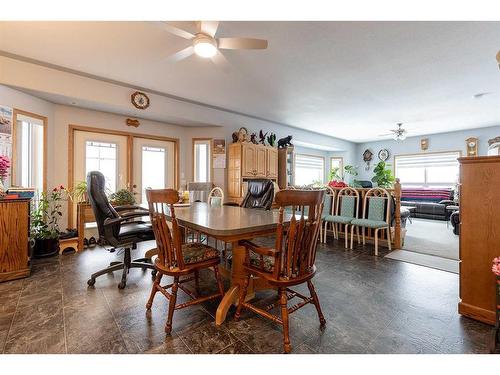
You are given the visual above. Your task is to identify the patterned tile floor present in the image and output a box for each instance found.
[0,238,494,354]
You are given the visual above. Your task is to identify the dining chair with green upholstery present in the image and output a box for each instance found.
[350,188,392,255]
[323,187,360,248]
[320,186,335,243]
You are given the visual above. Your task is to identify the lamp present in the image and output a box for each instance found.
[193,35,217,58]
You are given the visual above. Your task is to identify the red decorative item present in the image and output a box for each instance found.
[328,180,348,188]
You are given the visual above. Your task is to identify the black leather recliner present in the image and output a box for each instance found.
[240,179,274,210]
[86,171,156,289]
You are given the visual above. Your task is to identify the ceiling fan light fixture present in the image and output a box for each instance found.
[193,35,217,58]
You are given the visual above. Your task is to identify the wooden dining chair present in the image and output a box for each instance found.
[320,186,335,243]
[145,188,225,334]
[349,188,392,256]
[323,187,360,248]
[234,189,326,354]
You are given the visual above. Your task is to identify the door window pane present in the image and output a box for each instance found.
[142,146,166,203]
[85,141,117,192]
[194,141,211,182]
[14,116,44,194]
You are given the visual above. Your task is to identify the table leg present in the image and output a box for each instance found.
[215,240,254,325]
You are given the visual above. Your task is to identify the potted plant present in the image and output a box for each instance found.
[108,188,136,206]
[371,161,395,188]
[31,185,67,258]
[72,180,88,203]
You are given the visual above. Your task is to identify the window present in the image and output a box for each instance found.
[394,151,460,188]
[194,139,211,182]
[14,116,44,193]
[295,154,325,186]
[85,141,117,192]
[330,157,344,179]
[141,146,166,203]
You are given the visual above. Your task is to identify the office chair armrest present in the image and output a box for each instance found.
[115,205,149,213]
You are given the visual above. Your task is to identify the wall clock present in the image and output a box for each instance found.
[363,149,373,170]
[378,149,390,161]
[465,137,478,157]
[420,138,429,151]
[131,91,150,110]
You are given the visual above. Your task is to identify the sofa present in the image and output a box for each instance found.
[400,188,455,221]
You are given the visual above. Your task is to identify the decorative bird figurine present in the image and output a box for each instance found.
[259,130,268,145]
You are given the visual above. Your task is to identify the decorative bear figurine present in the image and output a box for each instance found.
[277,135,293,149]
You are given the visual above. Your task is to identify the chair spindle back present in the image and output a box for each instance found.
[274,189,325,280]
[146,189,185,270]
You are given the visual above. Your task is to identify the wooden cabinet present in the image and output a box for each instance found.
[0,199,31,282]
[458,156,500,325]
[242,143,257,177]
[256,145,267,177]
[228,142,279,199]
[266,147,278,178]
[278,147,295,189]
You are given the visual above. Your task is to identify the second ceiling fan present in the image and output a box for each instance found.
[162,21,268,66]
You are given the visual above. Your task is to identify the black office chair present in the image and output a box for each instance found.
[240,179,274,210]
[86,171,156,289]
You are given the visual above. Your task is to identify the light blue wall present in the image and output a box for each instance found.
[354,125,500,181]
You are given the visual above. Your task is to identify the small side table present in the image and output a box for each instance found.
[59,237,79,255]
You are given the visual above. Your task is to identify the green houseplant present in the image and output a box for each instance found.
[109,188,136,206]
[371,161,395,188]
[72,180,88,203]
[31,185,67,257]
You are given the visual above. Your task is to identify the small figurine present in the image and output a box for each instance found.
[259,130,268,145]
[250,133,258,144]
[267,133,277,147]
[231,132,239,143]
[277,135,293,149]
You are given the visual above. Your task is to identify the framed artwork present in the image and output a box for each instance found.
[420,138,429,151]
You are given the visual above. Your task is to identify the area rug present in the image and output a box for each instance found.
[385,249,459,274]
[401,218,459,260]
[385,218,459,273]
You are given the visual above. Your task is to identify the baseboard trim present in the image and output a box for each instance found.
[458,302,496,325]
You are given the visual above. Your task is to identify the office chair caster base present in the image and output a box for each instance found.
[118,280,127,289]
[87,278,96,286]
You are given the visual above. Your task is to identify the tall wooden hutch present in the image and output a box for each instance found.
[227,142,278,204]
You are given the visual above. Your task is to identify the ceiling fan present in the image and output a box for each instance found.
[161,21,268,66]
[496,49,500,69]
[379,123,408,141]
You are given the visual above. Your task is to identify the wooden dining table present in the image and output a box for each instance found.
[167,202,287,325]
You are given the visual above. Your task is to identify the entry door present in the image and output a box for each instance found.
[73,130,128,224]
[132,137,176,204]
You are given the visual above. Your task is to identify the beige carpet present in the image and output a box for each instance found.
[402,218,459,260]
[385,218,459,273]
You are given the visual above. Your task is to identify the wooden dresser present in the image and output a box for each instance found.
[0,198,31,282]
[227,142,278,203]
[458,156,500,325]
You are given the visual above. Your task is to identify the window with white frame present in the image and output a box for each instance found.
[194,140,211,183]
[85,141,117,192]
[294,154,325,186]
[394,151,460,188]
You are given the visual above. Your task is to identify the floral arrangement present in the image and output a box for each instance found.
[492,257,500,277]
[0,155,10,183]
[328,180,348,188]
[31,185,68,240]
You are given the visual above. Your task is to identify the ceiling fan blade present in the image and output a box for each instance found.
[211,51,231,72]
[166,46,194,63]
[199,21,219,37]
[161,22,195,40]
[218,37,268,50]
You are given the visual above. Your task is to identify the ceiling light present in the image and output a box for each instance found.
[193,35,217,58]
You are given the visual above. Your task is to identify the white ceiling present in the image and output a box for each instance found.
[1,21,500,142]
